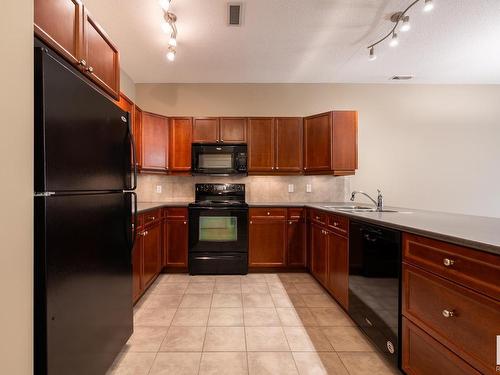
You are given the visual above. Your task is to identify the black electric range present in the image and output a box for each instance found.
[188,184,248,275]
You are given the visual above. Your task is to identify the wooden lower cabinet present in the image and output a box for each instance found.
[287,219,306,267]
[310,223,328,285]
[402,317,480,375]
[327,231,348,309]
[164,213,188,268]
[142,221,162,288]
[249,219,287,267]
[132,234,143,303]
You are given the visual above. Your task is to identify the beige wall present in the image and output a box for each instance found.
[0,0,33,373]
[120,69,136,101]
[137,175,348,203]
[136,83,500,218]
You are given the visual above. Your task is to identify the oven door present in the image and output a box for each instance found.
[189,207,248,253]
[192,144,246,175]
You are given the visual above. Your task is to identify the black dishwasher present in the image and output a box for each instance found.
[348,221,402,369]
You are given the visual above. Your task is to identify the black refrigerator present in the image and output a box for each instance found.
[34,43,138,375]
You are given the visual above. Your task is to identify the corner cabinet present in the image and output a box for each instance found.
[303,111,357,175]
[34,0,120,99]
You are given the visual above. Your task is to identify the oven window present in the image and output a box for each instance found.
[199,217,237,242]
[199,154,233,169]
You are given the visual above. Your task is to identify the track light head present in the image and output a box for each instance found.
[369,47,377,61]
[400,16,410,32]
[423,0,434,12]
[389,32,399,47]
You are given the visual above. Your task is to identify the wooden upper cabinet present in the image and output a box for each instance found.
[275,117,303,173]
[192,117,219,143]
[141,112,169,173]
[82,8,120,99]
[303,112,332,173]
[332,111,358,172]
[248,118,275,172]
[34,0,83,65]
[169,117,193,172]
[34,1,120,100]
[219,118,247,144]
[303,111,358,175]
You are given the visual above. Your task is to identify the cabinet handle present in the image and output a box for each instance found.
[442,309,455,318]
[148,216,155,221]
[276,166,279,170]
[316,216,320,220]
[250,221,253,224]
[78,59,87,67]
[183,221,187,224]
[443,258,455,267]
[220,139,224,142]
[289,221,292,224]
[267,212,271,215]
[272,167,275,170]
[86,66,94,73]
[333,222,339,227]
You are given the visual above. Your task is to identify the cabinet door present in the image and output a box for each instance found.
[327,232,349,309]
[34,0,83,65]
[133,106,143,170]
[193,117,219,143]
[248,118,275,172]
[310,224,328,285]
[169,117,193,172]
[166,220,188,267]
[304,112,332,172]
[332,111,358,172]
[142,223,161,288]
[275,117,303,173]
[82,7,120,99]
[249,220,286,267]
[132,234,143,303]
[220,118,247,144]
[142,112,169,172]
[287,219,306,267]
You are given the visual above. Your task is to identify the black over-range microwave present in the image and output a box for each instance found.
[192,144,247,176]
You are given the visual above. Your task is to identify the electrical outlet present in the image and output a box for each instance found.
[288,184,294,193]
[156,185,162,194]
[306,184,312,193]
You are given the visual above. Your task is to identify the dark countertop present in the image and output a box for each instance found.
[137,201,500,255]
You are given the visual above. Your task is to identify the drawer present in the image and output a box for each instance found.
[327,213,348,236]
[403,233,500,299]
[250,208,286,220]
[287,207,305,221]
[402,264,499,374]
[402,317,481,375]
[166,207,188,220]
[143,209,161,226]
[309,209,328,226]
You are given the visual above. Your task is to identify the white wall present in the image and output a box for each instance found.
[120,69,136,101]
[136,83,500,218]
[0,0,33,373]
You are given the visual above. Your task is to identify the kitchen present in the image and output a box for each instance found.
[2,0,500,374]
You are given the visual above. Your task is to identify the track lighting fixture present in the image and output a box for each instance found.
[159,1,178,62]
[366,0,434,60]
[423,0,434,12]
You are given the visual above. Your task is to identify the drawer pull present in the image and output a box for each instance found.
[443,258,455,267]
[442,309,455,318]
[267,212,271,215]
[316,216,320,220]
[333,222,339,227]
[148,216,155,220]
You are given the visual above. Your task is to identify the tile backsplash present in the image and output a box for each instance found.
[137,174,350,203]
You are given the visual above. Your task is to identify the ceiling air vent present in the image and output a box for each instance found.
[228,3,243,26]
[390,75,414,81]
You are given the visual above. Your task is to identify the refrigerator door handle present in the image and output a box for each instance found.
[131,192,138,252]
[126,119,138,190]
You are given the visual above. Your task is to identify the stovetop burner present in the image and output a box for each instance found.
[190,183,247,208]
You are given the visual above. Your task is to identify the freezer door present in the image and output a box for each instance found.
[35,192,133,375]
[34,47,134,192]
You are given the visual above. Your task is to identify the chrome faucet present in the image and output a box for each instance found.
[350,189,384,211]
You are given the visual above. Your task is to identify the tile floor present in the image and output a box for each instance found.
[107,273,399,375]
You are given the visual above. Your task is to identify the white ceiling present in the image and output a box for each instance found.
[83,0,500,84]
